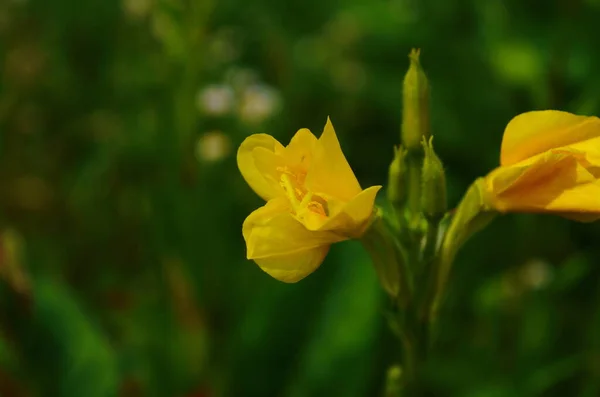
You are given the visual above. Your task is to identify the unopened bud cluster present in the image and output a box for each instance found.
[387,48,446,228]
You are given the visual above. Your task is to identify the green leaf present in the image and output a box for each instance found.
[24,278,119,397]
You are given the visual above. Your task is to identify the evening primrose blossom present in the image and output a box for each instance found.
[235,50,600,394]
[238,119,381,282]
[432,110,600,322]
[483,110,600,220]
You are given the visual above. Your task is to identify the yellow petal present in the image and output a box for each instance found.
[284,128,318,167]
[242,198,344,282]
[237,134,285,200]
[305,118,362,202]
[486,149,600,214]
[252,147,287,195]
[561,135,600,169]
[253,247,330,283]
[244,200,344,257]
[500,110,600,166]
[306,185,382,237]
[543,176,600,214]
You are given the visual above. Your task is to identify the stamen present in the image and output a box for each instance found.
[298,191,312,208]
[279,169,329,220]
[280,174,301,208]
[307,201,327,217]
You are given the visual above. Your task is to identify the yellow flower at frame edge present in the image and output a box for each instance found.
[238,118,382,282]
[483,110,600,221]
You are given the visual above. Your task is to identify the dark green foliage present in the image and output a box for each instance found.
[1,0,600,396]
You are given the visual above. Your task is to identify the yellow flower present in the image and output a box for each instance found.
[483,110,600,220]
[238,118,382,282]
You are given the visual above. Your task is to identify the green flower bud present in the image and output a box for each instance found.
[402,49,430,152]
[387,145,408,210]
[421,137,447,221]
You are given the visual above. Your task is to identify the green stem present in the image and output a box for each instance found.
[397,312,428,395]
[399,329,417,383]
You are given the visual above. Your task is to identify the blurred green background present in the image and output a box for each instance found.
[1,0,600,396]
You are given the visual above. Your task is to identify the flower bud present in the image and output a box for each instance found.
[401,49,430,152]
[387,145,408,210]
[421,137,447,221]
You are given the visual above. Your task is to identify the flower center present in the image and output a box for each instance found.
[278,168,329,221]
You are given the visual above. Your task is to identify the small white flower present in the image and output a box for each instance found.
[195,131,232,162]
[238,84,281,124]
[196,84,235,116]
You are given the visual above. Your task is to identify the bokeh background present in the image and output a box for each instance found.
[1,0,600,396]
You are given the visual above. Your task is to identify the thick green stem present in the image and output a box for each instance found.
[396,311,429,395]
[399,328,417,383]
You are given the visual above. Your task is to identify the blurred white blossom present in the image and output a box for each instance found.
[238,84,281,124]
[196,84,235,116]
[195,131,232,162]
